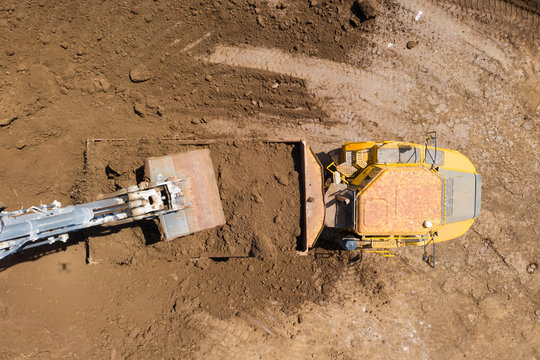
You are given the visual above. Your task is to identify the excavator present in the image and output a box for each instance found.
[0,132,481,266]
[318,132,482,266]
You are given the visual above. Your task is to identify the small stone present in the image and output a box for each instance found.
[129,65,152,83]
[257,15,265,27]
[353,0,379,20]
[349,17,361,28]
[205,74,213,82]
[271,82,280,89]
[297,314,303,323]
[406,40,418,49]
[129,327,140,339]
[0,201,6,211]
[60,42,69,49]
[99,78,111,92]
[535,309,540,316]
[133,102,145,117]
[273,212,285,224]
[253,192,263,203]
[75,47,85,56]
[15,139,26,150]
[145,96,158,109]
[275,173,289,186]
[144,14,152,22]
[526,263,537,274]
[5,50,15,56]
[309,0,318,7]
[156,106,164,117]
[194,259,209,270]
[38,34,50,45]
[16,63,28,72]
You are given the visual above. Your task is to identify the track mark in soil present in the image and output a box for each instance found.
[175,31,212,51]
[398,0,513,71]
[436,0,540,40]
[204,45,414,131]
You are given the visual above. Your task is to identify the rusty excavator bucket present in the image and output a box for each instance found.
[145,149,226,241]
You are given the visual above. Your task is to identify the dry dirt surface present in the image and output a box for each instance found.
[0,0,539,359]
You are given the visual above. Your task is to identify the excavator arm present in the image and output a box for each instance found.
[0,149,225,260]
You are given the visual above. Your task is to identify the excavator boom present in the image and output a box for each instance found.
[0,149,225,259]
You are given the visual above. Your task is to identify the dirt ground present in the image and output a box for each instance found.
[0,0,539,359]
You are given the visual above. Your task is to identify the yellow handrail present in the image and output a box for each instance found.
[326,162,349,185]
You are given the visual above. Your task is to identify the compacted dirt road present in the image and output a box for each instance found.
[0,0,539,358]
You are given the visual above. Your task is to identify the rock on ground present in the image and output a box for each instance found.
[352,0,379,21]
[129,65,152,83]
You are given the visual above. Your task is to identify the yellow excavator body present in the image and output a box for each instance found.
[320,134,481,253]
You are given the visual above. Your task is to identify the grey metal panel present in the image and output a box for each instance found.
[424,148,444,166]
[0,221,33,241]
[0,208,93,242]
[377,146,421,164]
[159,211,190,240]
[34,209,94,231]
[439,169,477,223]
[445,177,454,217]
[145,155,176,182]
[474,174,482,218]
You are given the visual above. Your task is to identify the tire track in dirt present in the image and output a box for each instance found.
[393,0,539,116]
[397,0,515,72]
[203,45,417,139]
[434,0,540,41]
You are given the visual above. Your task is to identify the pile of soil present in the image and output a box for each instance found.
[83,139,303,256]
